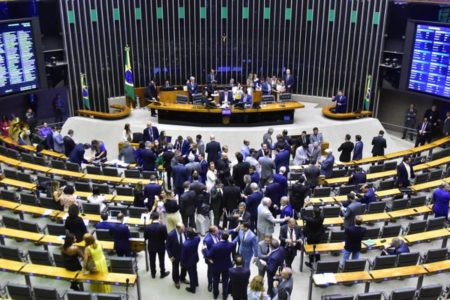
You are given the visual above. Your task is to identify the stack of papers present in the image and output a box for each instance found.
[363,239,376,247]
[313,273,337,285]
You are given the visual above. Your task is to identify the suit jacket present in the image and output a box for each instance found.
[190,181,206,195]
[246,191,263,219]
[63,135,76,157]
[304,165,320,188]
[223,184,241,211]
[180,190,197,216]
[274,149,290,174]
[166,229,186,260]
[302,214,325,244]
[344,225,367,252]
[349,171,367,185]
[360,188,376,207]
[172,163,189,188]
[396,162,415,187]
[416,121,432,138]
[338,141,354,162]
[262,247,286,273]
[143,183,162,209]
[187,82,198,96]
[69,143,87,165]
[233,161,250,190]
[262,82,271,94]
[257,204,284,236]
[283,74,295,89]
[229,267,251,300]
[279,225,303,248]
[144,84,157,99]
[333,95,347,113]
[353,141,363,161]
[180,235,200,269]
[235,229,258,259]
[273,174,288,197]
[424,109,439,126]
[258,156,275,180]
[290,183,310,212]
[144,221,168,252]
[371,136,386,156]
[65,216,87,242]
[109,223,131,252]
[432,187,450,217]
[143,126,159,142]
[343,201,364,228]
[273,277,293,300]
[265,182,282,207]
[140,148,156,171]
[320,155,335,178]
[205,141,221,163]
[206,240,236,273]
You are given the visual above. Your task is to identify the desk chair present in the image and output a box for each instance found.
[315,261,340,274]
[52,253,65,267]
[21,152,34,164]
[322,295,354,300]
[378,179,395,191]
[129,207,148,218]
[355,292,383,300]
[396,252,420,267]
[47,223,67,236]
[313,187,331,197]
[19,220,43,233]
[51,159,66,170]
[367,202,386,214]
[39,196,62,210]
[75,181,92,192]
[339,185,357,195]
[416,284,443,300]
[426,217,446,231]
[67,291,93,300]
[97,294,123,300]
[414,173,429,185]
[6,283,32,300]
[103,167,120,177]
[95,229,114,241]
[404,220,427,234]
[82,203,101,215]
[387,288,416,300]
[0,245,26,261]
[341,259,366,272]
[368,165,383,174]
[428,169,443,181]
[92,183,110,194]
[332,169,348,178]
[110,257,136,274]
[17,173,33,183]
[34,156,46,166]
[66,162,81,172]
[330,230,346,243]
[363,227,381,240]
[370,255,397,270]
[19,192,38,205]
[2,215,20,230]
[33,285,63,300]
[124,170,141,179]
[422,248,448,263]
[389,199,409,211]
[86,165,102,175]
[323,206,341,218]
[6,148,19,159]
[28,249,53,266]
[116,187,133,196]
[381,225,402,238]
[142,171,158,179]
[383,161,398,171]
[0,190,17,201]
[3,169,18,179]
[409,195,427,207]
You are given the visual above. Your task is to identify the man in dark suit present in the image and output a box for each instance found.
[216,153,231,184]
[232,152,250,190]
[228,202,251,230]
[140,142,156,171]
[187,76,199,98]
[205,231,236,300]
[205,135,221,164]
[303,161,320,189]
[203,226,221,292]
[260,239,286,298]
[283,69,295,93]
[143,121,159,142]
[353,135,364,161]
[144,175,162,210]
[415,117,432,147]
[180,181,197,229]
[261,79,271,95]
[228,255,250,300]
[244,183,263,230]
[332,90,347,113]
[144,212,170,278]
[342,216,367,265]
[68,143,90,165]
[181,228,200,294]
[109,213,131,257]
[396,156,415,188]
[273,167,288,197]
[172,156,189,197]
[337,134,354,163]
[290,177,311,214]
[348,166,367,185]
[274,145,290,174]
[273,267,294,300]
[371,130,387,157]
[265,177,282,212]
[63,129,76,157]
[223,178,242,228]
[424,104,441,143]
[144,80,158,116]
[166,223,188,289]
[342,192,364,228]
[207,69,217,85]
[279,219,302,268]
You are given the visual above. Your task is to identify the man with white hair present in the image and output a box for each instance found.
[263,128,274,149]
[240,139,251,160]
[257,197,288,240]
[273,166,288,197]
[273,267,294,300]
[308,142,321,164]
[283,68,295,93]
[245,183,263,230]
[205,134,221,164]
[187,76,198,98]
[320,148,335,178]
[143,121,159,142]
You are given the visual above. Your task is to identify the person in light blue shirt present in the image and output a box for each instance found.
[240,139,251,160]
[309,127,323,146]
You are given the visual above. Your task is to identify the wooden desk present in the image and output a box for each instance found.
[76,271,137,286]
[354,156,387,165]
[0,258,25,273]
[121,177,150,185]
[41,150,66,160]
[403,228,450,244]
[83,174,123,184]
[112,195,134,203]
[387,206,431,219]
[309,195,346,205]
[360,212,391,223]
[0,227,44,243]
[413,142,438,153]
[18,162,52,173]
[375,188,401,198]
[385,149,414,159]
[38,234,115,251]
[0,199,21,210]
[321,105,372,120]
[423,259,450,274]
[425,156,450,168]
[50,168,86,178]
[369,265,427,280]
[412,178,446,192]
[78,104,131,120]
[20,263,79,280]
[0,154,21,167]
[0,178,36,190]
[15,204,61,218]
[75,191,115,201]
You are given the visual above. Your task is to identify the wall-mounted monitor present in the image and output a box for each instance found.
[0,18,47,97]
[401,21,450,100]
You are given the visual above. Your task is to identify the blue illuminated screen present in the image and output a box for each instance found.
[408,24,450,98]
[0,21,40,96]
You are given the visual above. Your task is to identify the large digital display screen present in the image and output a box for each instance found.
[408,24,450,98]
[0,21,40,96]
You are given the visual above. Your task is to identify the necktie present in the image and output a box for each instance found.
[290,228,294,240]
[149,128,153,141]
[422,123,426,132]
[179,233,183,245]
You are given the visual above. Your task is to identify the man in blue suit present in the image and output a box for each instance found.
[140,142,156,171]
[359,184,376,208]
[205,231,237,300]
[348,166,367,185]
[228,255,251,300]
[283,68,295,92]
[69,143,90,165]
[265,177,282,212]
[273,166,288,197]
[395,156,415,188]
[274,145,290,174]
[260,239,286,298]
[172,156,189,197]
[203,226,221,292]
[320,149,335,178]
[166,223,188,289]
[181,228,200,294]
[144,175,161,210]
[233,222,258,270]
[143,121,159,142]
[262,78,271,95]
[332,90,347,113]
[244,183,263,230]
[432,183,450,219]
[207,69,217,85]
[144,212,170,278]
[415,117,432,147]
[187,76,198,98]
[109,213,131,257]
[279,219,302,268]
[353,135,364,161]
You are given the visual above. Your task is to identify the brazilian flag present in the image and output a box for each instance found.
[363,75,372,111]
[124,46,136,103]
[80,73,91,110]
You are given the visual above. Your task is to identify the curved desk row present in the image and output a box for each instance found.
[322,105,372,120]
[77,104,131,120]
[148,101,305,126]
[0,135,67,160]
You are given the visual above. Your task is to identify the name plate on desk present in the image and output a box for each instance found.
[222,108,231,116]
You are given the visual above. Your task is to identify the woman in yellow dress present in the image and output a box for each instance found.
[83,233,112,293]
